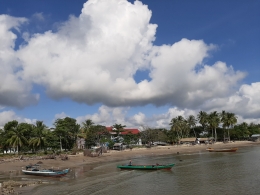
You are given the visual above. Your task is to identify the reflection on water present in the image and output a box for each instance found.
[1,145,260,195]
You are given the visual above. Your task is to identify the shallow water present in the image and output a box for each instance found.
[1,145,260,195]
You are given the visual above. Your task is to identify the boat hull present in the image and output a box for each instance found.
[117,164,174,170]
[206,148,238,152]
[22,168,69,177]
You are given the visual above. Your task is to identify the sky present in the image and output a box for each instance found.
[0,0,259,129]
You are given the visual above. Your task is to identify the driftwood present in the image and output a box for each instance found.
[60,154,69,161]
[0,154,59,164]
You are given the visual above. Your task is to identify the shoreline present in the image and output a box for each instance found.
[0,141,259,194]
[0,141,258,174]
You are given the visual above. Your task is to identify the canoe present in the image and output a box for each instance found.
[206,148,238,152]
[22,164,69,177]
[117,163,175,170]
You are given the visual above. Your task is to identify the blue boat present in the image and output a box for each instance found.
[22,164,69,177]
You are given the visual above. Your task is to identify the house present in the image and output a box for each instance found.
[250,134,260,142]
[106,127,140,135]
[106,127,141,145]
[77,137,85,149]
[197,137,210,144]
[179,138,196,145]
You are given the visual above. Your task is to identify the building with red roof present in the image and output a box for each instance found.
[106,127,140,135]
[106,127,142,146]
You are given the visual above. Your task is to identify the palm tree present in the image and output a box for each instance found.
[170,116,188,140]
[225,112,237,142]
[5,120,28,154]
[197,111,208,135]
[187,115,197,137]
[169,118,180,140]
[220,110,227,142]
[112,123,126,137]
[29,121,47,151]
[82,119,94,134]
[208,111,220,142]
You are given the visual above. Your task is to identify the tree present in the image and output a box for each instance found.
[0,128,9,154]
[29,121,48,151]
[112,123,126,137]
[170,116,189,140]
[82,119,94,134]
[140,125,155,145]
[4,120,29,154]
[208,111,220,142]
[187,115,197,137]
[85,125,108,148]
[123,131,139,146]
[220,110,227,141]
[54,117,80,151]
[197,111,208,135]
[225,112,237,142]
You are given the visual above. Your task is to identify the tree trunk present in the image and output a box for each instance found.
[193,128,196,137]
[228,129,230,142]
[214,127,217,143]
[223,128,226,142]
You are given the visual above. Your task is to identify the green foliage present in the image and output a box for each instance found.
[53,117,80,150]
[4,120,29,153]
[106,139,115,149]
[29,121,48,151]
[85,125,108,148]
[0,110,259,157]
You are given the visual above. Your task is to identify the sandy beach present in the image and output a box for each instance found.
[0,141,258,174]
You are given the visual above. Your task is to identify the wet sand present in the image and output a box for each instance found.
[0,141,257,174]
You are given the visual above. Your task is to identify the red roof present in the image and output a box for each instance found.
[106,127,140,135]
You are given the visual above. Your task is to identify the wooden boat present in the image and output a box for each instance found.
[206,148,238,152]
[22,164,69,177]
[117,163,175,170]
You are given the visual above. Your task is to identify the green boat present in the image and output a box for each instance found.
[117,163,175,170]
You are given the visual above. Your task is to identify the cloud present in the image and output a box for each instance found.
[0,15,39,108]
[54,112,68,120]
[0,110,17,128]
[201,82,260,119]
[15,0,244,109]
[32,12,45,21]
[0,110,36,128]
[0,0,258,125]
[76,105,131,127]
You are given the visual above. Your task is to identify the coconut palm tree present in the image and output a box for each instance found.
[170,116,188,139]
[197,111,208,135]
[225,112,237,142]
[220,110,227,142]
[208,111,220,142]
[82,119,95,134]
[29,121,47,151]
[169,117,181,140]
[5,120,28,154]
[187,115,197,137]
[112,123,126,137]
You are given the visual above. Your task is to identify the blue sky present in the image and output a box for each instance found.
[0,0,259,129]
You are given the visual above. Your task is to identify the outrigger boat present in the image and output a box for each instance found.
[22,164,69,177]
[206,148,238,152]
[117,163,175,170]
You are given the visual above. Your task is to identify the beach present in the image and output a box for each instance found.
[0,141,259,194]
[0,141,257,174]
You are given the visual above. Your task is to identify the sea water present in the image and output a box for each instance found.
[3,145,260,195]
